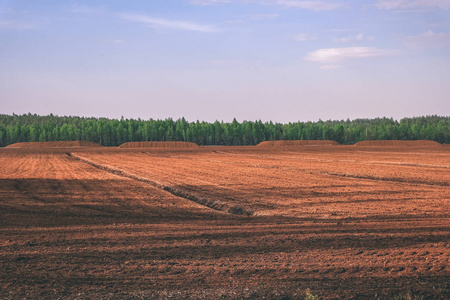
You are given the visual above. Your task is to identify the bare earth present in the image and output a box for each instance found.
[0,145,449,299]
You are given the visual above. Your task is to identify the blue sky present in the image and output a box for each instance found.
[1,0,449,122]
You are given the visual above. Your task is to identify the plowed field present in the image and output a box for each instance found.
[1,146,449,299]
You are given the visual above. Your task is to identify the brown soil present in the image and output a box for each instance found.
[257,140,340,146]
[1,146,449,299]
[5,141,102,148]
[118,141,199,148]
[354,140,442,147]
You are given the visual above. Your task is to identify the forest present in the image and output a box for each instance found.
[0,114,448,147]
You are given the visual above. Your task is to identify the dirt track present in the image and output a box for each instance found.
[0,146,449,299]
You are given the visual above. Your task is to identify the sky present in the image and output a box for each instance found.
[1,0,449,123]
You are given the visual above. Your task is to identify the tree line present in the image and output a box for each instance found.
[0,114,448,147]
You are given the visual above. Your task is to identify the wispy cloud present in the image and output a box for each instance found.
[0,20,35,30]
[305,47,397,63]
[222,13,279,25]
[188,0,346,11]
[0,7,13,14]
[375,0,450,10]
[294,33,316,41]
[333,33,374,43]
[70,4,98,14]
[120,14,217,33]
[406,30,450,49]
[275,0,346,11]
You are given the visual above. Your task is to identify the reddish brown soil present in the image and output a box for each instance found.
[354,140,442,147]
[118,141,199,148]
[5,141,102,148]
[1,146,449,299]
[257,140,340,146]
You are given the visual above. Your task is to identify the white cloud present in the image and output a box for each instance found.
[375,0,450,10]
[120,14,217,33]
[275,0,345,11]
[0,20,34,30]
[305,47,397,63]
[188,0,345,11]
[406,30,450,48]
[294,33,315,41]
[333,33,374,43]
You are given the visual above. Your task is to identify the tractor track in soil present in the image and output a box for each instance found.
[66,152,253,216]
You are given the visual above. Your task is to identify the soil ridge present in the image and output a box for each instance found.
[118,141,199,148]
[354,140,441,147]
[257,140,340,147]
